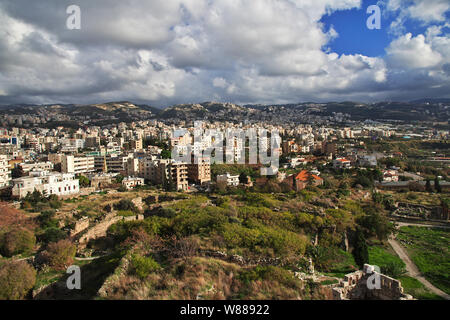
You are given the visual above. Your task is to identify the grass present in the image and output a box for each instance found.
[398,276,444,300]
[322,249,357,278]
[397,226,450,295]
[368,245,406,278]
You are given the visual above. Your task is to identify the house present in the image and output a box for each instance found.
[217,173,240,186]
[383,170,399,182]
[0,155,11,188]
[333,158,351,169]
[283,170,323,191]
[12,171,79,198]
[122,177,145,190]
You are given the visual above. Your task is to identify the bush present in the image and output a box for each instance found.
[0,261,36,300]
[130,254,161,279]
[39,228,67,245]
[41,239,76,270]
[38,210,58,229]
[113,199,138,213]
[0,228,36,257]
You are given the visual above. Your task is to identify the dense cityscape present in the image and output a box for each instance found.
[0,100,449,301]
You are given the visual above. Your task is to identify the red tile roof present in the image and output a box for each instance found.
[295,170,322,182]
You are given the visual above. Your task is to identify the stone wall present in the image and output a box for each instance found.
[393,202,449,221]
[77,212,144,249]
[70,216,89,237]
[332,264,414,300]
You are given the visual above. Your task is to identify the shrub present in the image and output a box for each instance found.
[38,210,58,229]
[41,239,76,270]
[0,228,36,257]
[0,261,36,300]
[49,200,62,209]
[39,228,67,245]
[114,199,138,213]
[130,254,161,279]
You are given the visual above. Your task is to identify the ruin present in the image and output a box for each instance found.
[332,264,414,300]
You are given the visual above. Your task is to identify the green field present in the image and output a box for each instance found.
[397,226,450,295]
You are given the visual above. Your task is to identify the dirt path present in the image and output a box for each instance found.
[388,225,450,300]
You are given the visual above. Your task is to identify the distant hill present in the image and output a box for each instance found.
[1,99,449,124]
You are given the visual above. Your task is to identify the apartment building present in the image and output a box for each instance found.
[129,139,143,151]
[157,159,189,191]
[60,138,85,153]
[12,171,79,198]
[20,161,54,174]
[61,155,95,175]
[94,154,129,173]
[85,136,100,148]
[0,155,11,188]
[187,156,211,185]
[138,157,159,182]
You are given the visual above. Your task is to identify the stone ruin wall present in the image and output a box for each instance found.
[332,264,414,300]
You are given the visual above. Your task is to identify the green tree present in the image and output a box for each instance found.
[41,240,76,270]
[425,179,433,193]
[161,149,172,159]
[11,166,24,179]
[0,261,36,300]
[39,228,67,245]
[239,173,248,184]
[435,176,442,193]
[77,175,90,188]
[352,228,369,269]
[0,228,36,257]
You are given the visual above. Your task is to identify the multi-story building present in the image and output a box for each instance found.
[187,156,211,185]
[20,161,54,174]
[61,155,95,175]
[129,139,143,151]
[94,154,129,173]
[157,159,188,191]
[85,136,100,148]
[12,171,79,198]
[61,138,85,153]
[0,155,11,188]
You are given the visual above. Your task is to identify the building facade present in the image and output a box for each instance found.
[12,171,80,198]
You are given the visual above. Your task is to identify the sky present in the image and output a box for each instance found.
[0,0,449,107]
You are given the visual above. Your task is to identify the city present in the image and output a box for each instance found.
[0,0,448,314]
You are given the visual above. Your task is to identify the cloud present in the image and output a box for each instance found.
[386,0,450,35]
[386,33,442,69]
[0,0,448,106]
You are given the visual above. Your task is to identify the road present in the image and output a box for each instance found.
[389,221,450,300]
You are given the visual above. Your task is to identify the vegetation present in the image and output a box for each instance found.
[368,246,406,278]
[0,227,36,257]
[0,261,36,300]
[397,226,450,295]
[40,240,77,271]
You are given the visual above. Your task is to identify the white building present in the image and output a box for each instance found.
[0,155,11,188]
[122,177,145,190]
[217,173,240,186]
[60,139,85,153]
[383,170,399,182]
[61,155,95,175]
[333,158,352,169]
[20,161,54,174]
[12,171,80,198]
